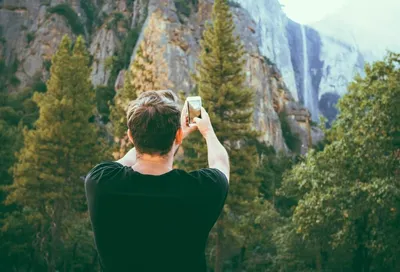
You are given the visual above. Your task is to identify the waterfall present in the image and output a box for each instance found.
[300,25,317,121]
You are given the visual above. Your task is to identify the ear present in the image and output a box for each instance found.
[127,129,134,144]
[175,128,183,145]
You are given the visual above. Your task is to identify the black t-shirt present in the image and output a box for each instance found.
[85,162,229,272]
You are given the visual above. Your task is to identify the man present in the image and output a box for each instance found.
[85,90,230,271]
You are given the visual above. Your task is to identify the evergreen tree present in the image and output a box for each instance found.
[183,0,262,270]
[0,57,43,271]
[4,35,101,271]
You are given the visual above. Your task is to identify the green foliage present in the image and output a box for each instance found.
[43,59,52,71]
[104,55,117,71]
[31,77,47,93]
[257,148,297,216]
[181,0,264,269]
[127,0,135,9]
[110,70,136,141]
[3,35,102,271]
[175,0,191,17]
[26,32,35,44]
[279,111,302,152]
[0,2,398,270]
[48,4,85,35]
[279,52,400,271]
[104,28,140,123]
[106,12,128,30]
[0,26,5,44]
[120,28,141,69]
[0,55,47,272]
[174,0,198,22]
[108,27,141,91]
[95,85,115,123]
[9,75,21,87]
[80,0,97,32]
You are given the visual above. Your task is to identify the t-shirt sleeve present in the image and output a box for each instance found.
[85,162,125,192]
[85,162,125,219]
[188,168,229,230]
[189,168,229,207]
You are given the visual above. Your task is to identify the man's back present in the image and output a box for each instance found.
[85,162,229,272]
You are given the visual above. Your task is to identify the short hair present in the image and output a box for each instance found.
[126,90,181,156]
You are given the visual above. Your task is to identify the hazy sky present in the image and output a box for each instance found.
[279,0,348,24]
[278,0,400,56]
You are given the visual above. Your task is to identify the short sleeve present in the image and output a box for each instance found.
[188,168,229,230]
[85,162,126,214]
[189,168,229,204]
[85,162,125,190]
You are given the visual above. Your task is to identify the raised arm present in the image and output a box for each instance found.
[116,147,137,167]
[194,108,230,181]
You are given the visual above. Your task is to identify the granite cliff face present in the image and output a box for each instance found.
[0,0,325,152]
[236,0,366,123]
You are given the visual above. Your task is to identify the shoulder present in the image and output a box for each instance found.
[85,161,126,188]
[189,168,229,195]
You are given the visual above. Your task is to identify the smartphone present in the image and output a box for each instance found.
[187,96,202,126]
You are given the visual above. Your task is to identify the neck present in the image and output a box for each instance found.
[132,152,174,175]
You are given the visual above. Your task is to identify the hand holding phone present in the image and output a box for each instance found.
[192,107,214,138]
[187,96,202,126]
[181,97,200,139]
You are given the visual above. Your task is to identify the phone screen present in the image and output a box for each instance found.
[188,99,202,124]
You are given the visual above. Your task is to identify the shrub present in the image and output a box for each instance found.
[32,79,47,93]
[10,75,21,87]
[104,56,117,71]
[120,28,140,68]
[279,112,301,153]
[80,0,96,31]
[0,26,5,44]
[43,60,52,72]
[106,12,127,30]
[26,32,35,44]
[48,4,85,35]
[108,27,141,90]
[0,60,5,74]
[175,0,191,17]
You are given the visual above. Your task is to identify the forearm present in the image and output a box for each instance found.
[116,147,137,167]
[205,131,230,176]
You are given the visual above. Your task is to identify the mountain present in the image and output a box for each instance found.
[236,0,368,123]
[5,0,385,152]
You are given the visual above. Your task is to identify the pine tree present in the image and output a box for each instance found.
[183,0,262,270]
[110,34,171,158]
[5,35,100,272]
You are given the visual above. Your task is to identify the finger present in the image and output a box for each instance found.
[193,117,201,124]
[181,101,188,122]
[200,107,208,117]
[189,123,198,129]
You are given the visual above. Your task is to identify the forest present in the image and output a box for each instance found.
[0,0,399,271]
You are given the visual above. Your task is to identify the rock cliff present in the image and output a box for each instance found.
[236,0,366,123]
[0,0,327,152]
